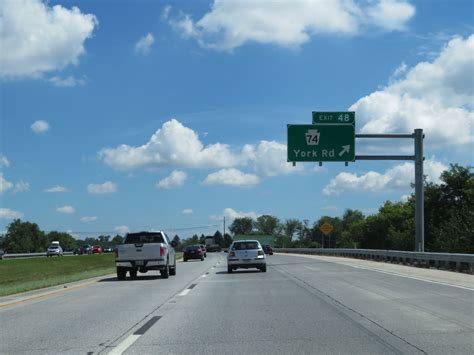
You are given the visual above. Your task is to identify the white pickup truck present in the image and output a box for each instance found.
[115,231,177,280]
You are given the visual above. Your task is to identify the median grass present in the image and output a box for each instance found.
[1,252,185,297]
[0,254,116,297]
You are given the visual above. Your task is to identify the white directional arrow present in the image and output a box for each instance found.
[338,145,350,156]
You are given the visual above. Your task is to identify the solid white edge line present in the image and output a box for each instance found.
[108,334,141,355]
[350,265,474,291]
[178,289,191,296]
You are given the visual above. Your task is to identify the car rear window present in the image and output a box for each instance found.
[124,232,164,244]
[186,246,201,250]
[233,242,259,250]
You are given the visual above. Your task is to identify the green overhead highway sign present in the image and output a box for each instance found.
[287,124,355,162]
[312,111,355,125]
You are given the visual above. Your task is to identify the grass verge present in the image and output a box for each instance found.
[0,254,115,297]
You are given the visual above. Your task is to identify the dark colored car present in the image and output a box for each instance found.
[92,245,103,254]
[0,249,4,260]
[262,245,273,255]
[199,244,207,257]
[183,245,204,262]
[82,245,92,254]
[103,246,113,253]
[73,247,84,255]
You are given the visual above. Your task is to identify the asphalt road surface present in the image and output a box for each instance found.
[1,253,473,354]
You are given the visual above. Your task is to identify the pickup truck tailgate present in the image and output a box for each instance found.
[116,243,165,261]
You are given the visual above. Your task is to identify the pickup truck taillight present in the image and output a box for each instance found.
[229,251,235,257]
[258,250,264,256]
[114,248,118,258]
[160,245,165,257]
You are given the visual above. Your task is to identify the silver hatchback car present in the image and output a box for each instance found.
[227,240,266,273]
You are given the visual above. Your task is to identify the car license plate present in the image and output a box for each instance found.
[135,261,144,266]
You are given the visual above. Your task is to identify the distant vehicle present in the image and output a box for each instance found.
[46,243,63,257]
[199,244,207,257]
[183,245,204,262]
[73,247,84,255]
[262,245,273,255]
[226,240,266,273]
[82,245,92,254]
[92,245,103,254]
[0,249,4,260]
[115,231,177,280]
[204,236,221,252]
[103,246,113,253]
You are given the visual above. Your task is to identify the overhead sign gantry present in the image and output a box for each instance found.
[287,112,425,252]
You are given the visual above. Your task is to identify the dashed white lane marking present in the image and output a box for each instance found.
[108,334,141,355]
[178,289,191,296]
[200,274,207,278]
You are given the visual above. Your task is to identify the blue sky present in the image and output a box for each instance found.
[1,0,473,238]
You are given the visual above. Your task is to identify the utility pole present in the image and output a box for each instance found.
[223,216,226,238]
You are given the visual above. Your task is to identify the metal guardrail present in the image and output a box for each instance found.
[274,248,474,273]
[1,252,73,259]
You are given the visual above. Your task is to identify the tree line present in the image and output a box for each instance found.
[1,164,472,254]
[0,222,124,254]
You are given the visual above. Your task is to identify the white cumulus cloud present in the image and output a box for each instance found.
[48,75,87,87]
[13,180,30,194]
[182,208,194,215]
[100,119,243,171]
[168,0,415,51]
[210,207,260,221]
[203,168,259,187]
[0,155,10,168]
[351,34,474,148]
[367,0,415,31]
[87,181,117,194]
[0,0,98,78]
[0,208,24,219]
[135,33,155,55]
[323,158,448,195]
[157,170,187,189]
[114,225,130,235]
[81,216,98,222]
[45,185,68,192]
[31,120,50,134]
[56,205,75,214]
[0,173,13,194]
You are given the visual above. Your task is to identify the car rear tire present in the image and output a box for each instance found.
[260,265,267,272]
[117,267,126,280]
[201,257,204,261]
[169,265,176,276]
[183,258,187,262]
[161,263,169,279]
[129,269,137,279]
[227,266,233,273]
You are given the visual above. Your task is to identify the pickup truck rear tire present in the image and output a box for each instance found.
[169,265,176,276]
[161,263,169,279]
[117,267,126,280]
[227,266,233,273]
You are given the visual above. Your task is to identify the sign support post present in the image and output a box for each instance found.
[354,130,424,252]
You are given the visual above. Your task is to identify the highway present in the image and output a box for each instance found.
[1,253,473,354]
